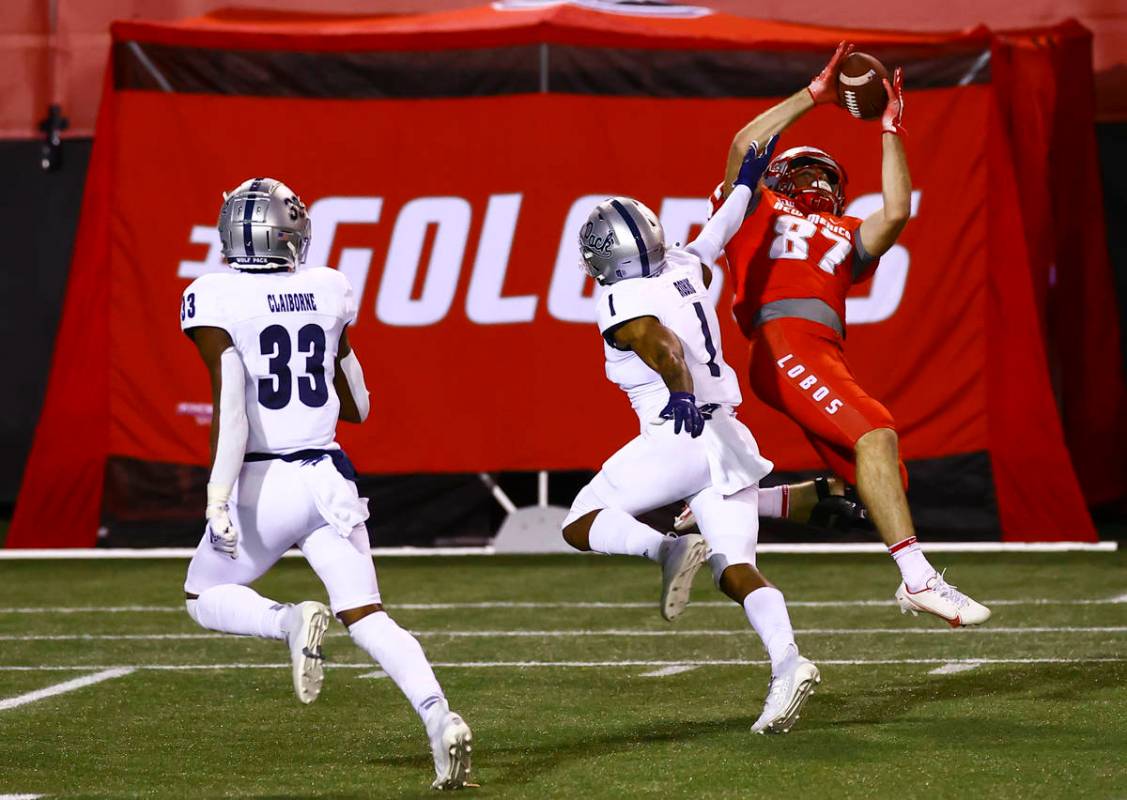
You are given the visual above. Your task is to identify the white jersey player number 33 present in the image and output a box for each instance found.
[179,177,475,791]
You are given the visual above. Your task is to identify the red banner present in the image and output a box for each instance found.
[11,6,1110,545]
[110,89,989,473]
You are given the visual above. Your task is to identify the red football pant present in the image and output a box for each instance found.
[748,318,908,488]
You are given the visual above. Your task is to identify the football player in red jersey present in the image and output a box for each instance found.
[713,43,990,627]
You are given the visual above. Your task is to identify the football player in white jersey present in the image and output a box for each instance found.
[180,178,473,790]
[561,140,821,734]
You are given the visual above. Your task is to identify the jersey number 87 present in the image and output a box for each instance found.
[768,215,851,275]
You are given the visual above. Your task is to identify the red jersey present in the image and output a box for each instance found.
[722,187,878,336]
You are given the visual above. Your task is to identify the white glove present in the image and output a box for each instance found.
[205,483,238,559]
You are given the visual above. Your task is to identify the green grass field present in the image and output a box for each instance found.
[0,552,1124,799]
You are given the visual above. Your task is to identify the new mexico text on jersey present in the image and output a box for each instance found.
[180,267,358,455]
[596,248,742,427]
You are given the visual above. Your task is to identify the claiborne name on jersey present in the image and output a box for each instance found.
[268,293,319,314]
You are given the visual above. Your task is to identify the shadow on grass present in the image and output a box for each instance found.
[369,709,754,789]
[818,662,1127,728]
[369,662,1127,789]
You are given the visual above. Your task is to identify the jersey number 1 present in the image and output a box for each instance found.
[258,324,329,410]
[691,302,721,378]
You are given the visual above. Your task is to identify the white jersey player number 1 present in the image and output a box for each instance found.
[597,247,743,428]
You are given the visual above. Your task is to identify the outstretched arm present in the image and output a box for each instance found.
[691,135,779,265]
[723,92,811,197]
[190,325,248,559]
[859,68,911,258]
[722,42,853,198]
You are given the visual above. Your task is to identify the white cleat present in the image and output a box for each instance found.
[751,651,821,735]
[426,704,474,791]
[283,601,331,704]
[895,571,992,628]
[659,533,708,621]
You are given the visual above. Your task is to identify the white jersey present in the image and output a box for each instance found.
[180,266,357,455]
[596,247,742,427]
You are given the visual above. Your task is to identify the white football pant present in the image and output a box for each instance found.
[185,459,381,613]
[564,415,762,582]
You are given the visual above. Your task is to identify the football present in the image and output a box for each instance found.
[837,52,889,120]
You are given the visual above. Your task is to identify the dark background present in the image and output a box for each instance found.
[4,123,1125,533]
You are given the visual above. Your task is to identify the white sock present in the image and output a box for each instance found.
[758,486,789,519]
[349,611,446,720]
[186,584,286,640]
[588,508,668,562]
[743,587,798,674]
[889,536,935,592]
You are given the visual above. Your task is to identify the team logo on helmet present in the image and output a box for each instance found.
[577,197,666,286]
[581,221,616,257]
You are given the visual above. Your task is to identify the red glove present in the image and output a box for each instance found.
[882,67,906,135]
[807,41,854,104]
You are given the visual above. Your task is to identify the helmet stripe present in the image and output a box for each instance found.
[242,179,263,257]
[609,198,650,277]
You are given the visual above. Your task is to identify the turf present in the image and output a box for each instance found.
[0,552,1124,799]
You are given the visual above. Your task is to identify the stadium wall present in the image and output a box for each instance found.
[0,139,90,506]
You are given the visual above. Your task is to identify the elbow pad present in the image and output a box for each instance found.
[208,347,249,499]
[339,350,370,423]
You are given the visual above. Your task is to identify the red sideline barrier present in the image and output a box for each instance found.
[12,5,1118,546]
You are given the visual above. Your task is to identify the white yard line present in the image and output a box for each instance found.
[2,626,1123,642]
[0,658,1121,673]
[0,794,46,799]
[638,665,699,677]
[0,667,134,711]
[407,626,1127,637]
[2,596,1125,614]
[929,662,981,676]
[0,542,1114,559]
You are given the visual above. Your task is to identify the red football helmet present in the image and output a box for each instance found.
[763,146,848,216]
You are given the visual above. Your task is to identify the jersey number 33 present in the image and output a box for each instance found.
[258,324,329,410]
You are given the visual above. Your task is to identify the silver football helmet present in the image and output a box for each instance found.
[578,197,666,285]
[218,177,311,270]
